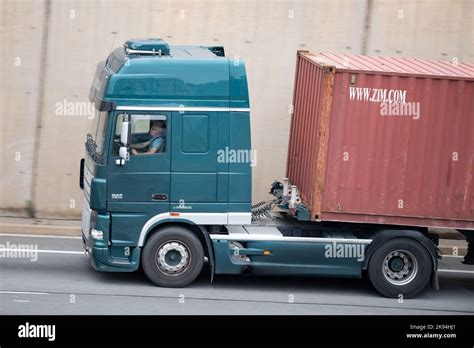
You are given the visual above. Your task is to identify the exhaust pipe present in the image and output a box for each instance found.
[241,266,254,278]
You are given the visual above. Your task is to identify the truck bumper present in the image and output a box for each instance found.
[89,245,140,273]
[83,235,141,273]
[82,213,141,273]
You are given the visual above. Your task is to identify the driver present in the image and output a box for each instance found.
[131,120,166,155]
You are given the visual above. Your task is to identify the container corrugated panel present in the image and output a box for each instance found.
[287,51,474,229]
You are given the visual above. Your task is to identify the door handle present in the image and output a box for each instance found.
[235,248,269,256]
[152,194,168,201]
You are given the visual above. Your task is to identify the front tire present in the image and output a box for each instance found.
[142,226,204,288]
[368,238,432,298]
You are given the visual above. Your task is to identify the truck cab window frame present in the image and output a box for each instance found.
[113,113,167,156]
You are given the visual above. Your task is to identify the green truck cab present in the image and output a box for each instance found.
[81,39,440,298]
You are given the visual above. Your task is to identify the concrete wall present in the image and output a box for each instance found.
[1,0,472,218]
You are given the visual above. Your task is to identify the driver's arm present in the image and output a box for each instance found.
[131,140,151,149]
[145,147,159,154]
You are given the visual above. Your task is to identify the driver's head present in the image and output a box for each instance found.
[149,120,166,137]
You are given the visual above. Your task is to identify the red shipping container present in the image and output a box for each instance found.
[286,51,474,229]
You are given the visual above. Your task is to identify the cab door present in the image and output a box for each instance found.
[107,111,171,246]
[170,111,226,213]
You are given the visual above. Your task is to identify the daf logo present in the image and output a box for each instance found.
[111,193,123,199]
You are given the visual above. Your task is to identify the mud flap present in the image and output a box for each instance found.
[198,226,215,283]
[431,270,439,291]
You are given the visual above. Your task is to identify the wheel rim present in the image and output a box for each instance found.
[382,249,418,286]
[156,241,190,275]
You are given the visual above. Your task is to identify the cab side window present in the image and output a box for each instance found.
[130,115,167,155]
[113,114,167,156]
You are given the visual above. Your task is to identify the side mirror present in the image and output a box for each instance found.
[119,146,129,160]
[116,146,129,166]
[120,121,130,145]
[116,116,131,166]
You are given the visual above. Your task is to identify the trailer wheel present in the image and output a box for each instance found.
[142,226,204,288]
[368,238,432,298]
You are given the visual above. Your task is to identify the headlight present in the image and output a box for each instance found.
[91,229,104,240]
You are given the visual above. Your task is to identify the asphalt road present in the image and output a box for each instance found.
[1,233,473,315]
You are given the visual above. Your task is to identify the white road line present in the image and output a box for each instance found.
[442,255,464,258]
[438,269,474,274]
[0,291,49,295]
[13,299,31,303]
[0,233,81,239]
[0,248,84,255]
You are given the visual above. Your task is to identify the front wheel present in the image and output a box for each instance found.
[142,226,204,287]
[368,238,432,298]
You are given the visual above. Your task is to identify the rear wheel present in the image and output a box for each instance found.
[142,226,204,287]
[368,238,432,298]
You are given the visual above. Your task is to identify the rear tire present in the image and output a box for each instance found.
[368,238,432,298]
[142,226,204,288]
